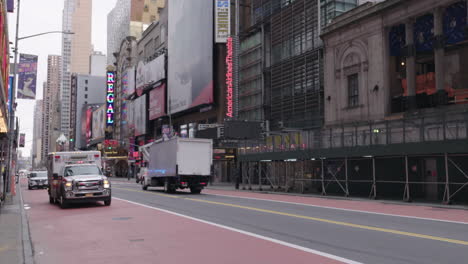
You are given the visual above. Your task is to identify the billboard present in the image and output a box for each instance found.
[134,94,147,136]
[19,133,25,147]
[92,105,106,141]
[135,55,165,97]
[127,99,135,130]
[106,71,115,126]
[168,0,213,114]
[215,0,230,43]
[17,54,38,99]
[86,107,93,144]
[7,0,14,12]
[146,55,165,85]
[149,84,166,120]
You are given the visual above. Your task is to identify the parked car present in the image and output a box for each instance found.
[28,171,48,190]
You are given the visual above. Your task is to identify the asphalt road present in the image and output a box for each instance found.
[112,181,468,264]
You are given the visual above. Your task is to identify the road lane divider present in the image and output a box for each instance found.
[114,187,468,246]
[113,197,363,264]
[205,192,468,225]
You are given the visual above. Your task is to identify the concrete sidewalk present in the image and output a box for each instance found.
[0,183,34,264]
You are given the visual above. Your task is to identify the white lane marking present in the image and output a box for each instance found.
[204,192,468,225]
[113,197,363,264]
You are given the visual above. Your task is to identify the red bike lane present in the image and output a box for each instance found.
[22,185,348,264]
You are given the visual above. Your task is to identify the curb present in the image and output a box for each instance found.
[18,186,34,264]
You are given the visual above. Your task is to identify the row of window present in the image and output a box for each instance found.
[239,109,263,121]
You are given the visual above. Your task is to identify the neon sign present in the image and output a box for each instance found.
[226,36,233,118]
[106,71,115,126]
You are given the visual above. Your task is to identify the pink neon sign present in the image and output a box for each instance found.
[226,36,233,118]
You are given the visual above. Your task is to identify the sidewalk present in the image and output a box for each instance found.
[0,181,34,264]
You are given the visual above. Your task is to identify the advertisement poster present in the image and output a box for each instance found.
[168,0,213,114]
[17,54,38,99]
[92,105,106,141]
[134,94,147,136]
[215,0,230,43]
[86,107,93,144]
[149,84,166,120]
[19,133,25,147]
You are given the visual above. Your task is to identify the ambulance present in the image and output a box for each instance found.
[47,151,111,208]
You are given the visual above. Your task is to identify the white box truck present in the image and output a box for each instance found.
[141,138,212,193]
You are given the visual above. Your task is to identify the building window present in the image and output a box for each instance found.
[85,80,88,84]
[347,73,359,107]
[84,94,88,99]
[85,87,88,91]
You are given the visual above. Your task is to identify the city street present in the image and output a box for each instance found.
[20,179,468,264]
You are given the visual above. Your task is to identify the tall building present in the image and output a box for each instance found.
[69,74,106,150]
[42,55,62,160]
[89,51,107,76]
[238,0,359,130]
[61,0,93,139]
[41,82,49,163]
[107,0,165,65]
[32,100,43,168]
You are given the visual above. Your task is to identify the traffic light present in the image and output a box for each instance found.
[70,138,74,142]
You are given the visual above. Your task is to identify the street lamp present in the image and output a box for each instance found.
[4,0,74,197]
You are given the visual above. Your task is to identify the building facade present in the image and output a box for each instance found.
[69,74,106,150]
[240,0,359,131]
[42,55,62,159]
[89,51,106,77]
[32,100,43,168]
[61,0,93,139]
[107,0,165,65]
[238,0,468,205]
[0,0,12,200]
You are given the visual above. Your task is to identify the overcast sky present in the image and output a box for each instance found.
[8,0,117,157]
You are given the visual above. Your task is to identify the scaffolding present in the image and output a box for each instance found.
[238,109,468,204]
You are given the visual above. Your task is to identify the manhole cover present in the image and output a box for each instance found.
[112,217,132,221]
[129,239,145,242]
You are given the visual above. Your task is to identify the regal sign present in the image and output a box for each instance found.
[106,71,115,126]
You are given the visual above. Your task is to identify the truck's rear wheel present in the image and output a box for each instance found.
[190,187,202,194]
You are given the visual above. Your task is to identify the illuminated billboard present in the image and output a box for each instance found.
[168,0,213,114]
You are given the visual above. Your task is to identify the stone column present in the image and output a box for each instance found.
[434,7,447,105]
[405,20,417,109]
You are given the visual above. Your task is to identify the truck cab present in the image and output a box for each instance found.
[47,151,111,208]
